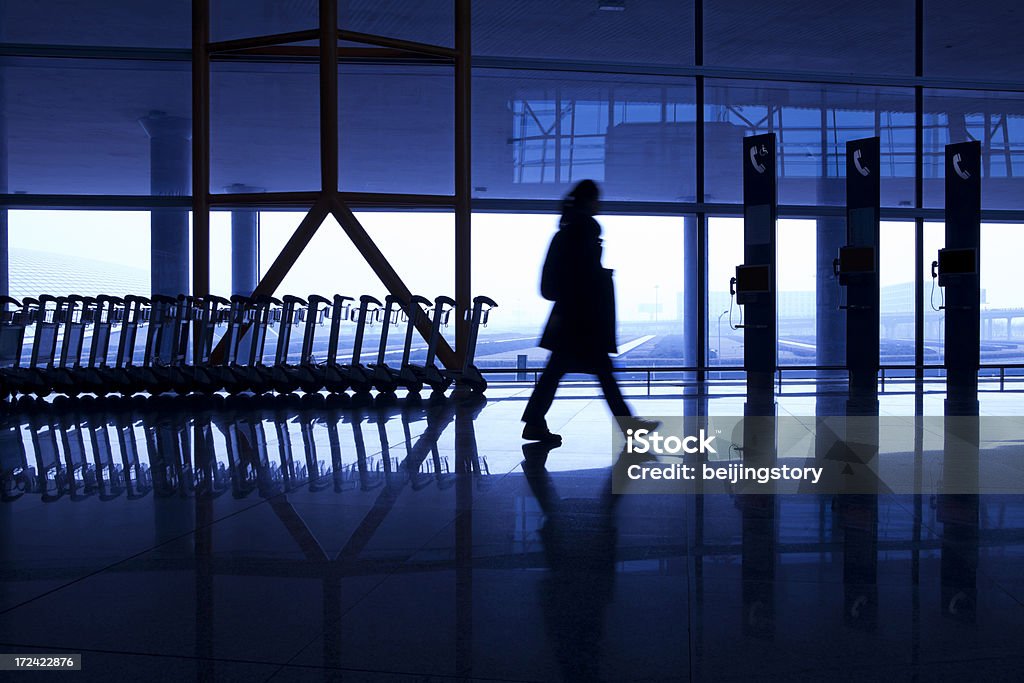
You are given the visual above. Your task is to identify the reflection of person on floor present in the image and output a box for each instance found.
[522,442,620,681]
[521,180,656,443]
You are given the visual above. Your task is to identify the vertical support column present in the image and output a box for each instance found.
[320,0,338,193]
[816,102,844,380]
[694,0,706,384]
[0,62,8,298]
[190,7,212,668]
[683,215,699,369]
[227,184,263,295]
[741,133,777,398]
[192,0,211,298]
[816,181,845,376]
[914,0,924,386]
[140,111,191,297]
[454,0,472,366]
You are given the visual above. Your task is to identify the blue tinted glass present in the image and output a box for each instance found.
[3,57,191,196]
[211,1,316,42]
[211,62,320,193]
[338,64,454,195]
[473,69,696,202]
[925,0,1024,81]
[340,0,453,48]
[473,0,694,65]
[705,80,915,207]
[705,0,914,76]
[923,89,1024,210]
[1,0,191,48]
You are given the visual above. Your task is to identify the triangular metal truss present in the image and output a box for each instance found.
[191,0,471,369]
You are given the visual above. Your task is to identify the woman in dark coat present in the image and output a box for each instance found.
[522,180,652,442]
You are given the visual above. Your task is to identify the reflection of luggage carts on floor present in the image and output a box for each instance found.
[1,413,30,501]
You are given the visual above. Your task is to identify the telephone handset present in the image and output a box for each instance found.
[953,153,971,180]
[853,149,870,177]
[749,147,766,174]
[930,260,945,311]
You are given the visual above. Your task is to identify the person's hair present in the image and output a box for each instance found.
[561,179,600,215]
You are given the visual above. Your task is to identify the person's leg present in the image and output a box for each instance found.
[594,354,631,419]
[522,352,568,426]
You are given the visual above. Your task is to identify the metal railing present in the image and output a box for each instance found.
[478,363,1024,394]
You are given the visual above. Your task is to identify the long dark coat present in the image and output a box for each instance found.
[538,210,617,369]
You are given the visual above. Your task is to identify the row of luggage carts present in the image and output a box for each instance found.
[0,292,497,401]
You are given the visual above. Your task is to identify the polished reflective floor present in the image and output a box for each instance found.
[1,384,1023,681]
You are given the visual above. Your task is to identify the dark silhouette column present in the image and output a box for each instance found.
[683,214,699,369]
[226,184,263,296]
[1,63,8,297]
[816,178,845,376]
[139,111,190,296]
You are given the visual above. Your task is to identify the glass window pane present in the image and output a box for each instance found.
[473,69,696,201]
[925,1,1024,81]
[209,210,240,298]
[707,217,743,369]
[471,212,685,370]
[211,1,316,42]
[705,80,915,207]
[259,211,454,299]
[704,0,914,76]
[880,221,916,366]
[1,1,191,48]
[257,211,454,366]
[8,210,151,299]
[3,57,191,195]
[923,222,945,366]
[339,65,454,195]
[211,62,320,193]
[473,0,694,66]
[777,220,817,367]
[340,0,453,48]
[601,215,686,367]
[980,223,1024,365]
[922,89,1024,210]
[708,217,819,368]
[471,213,551,364]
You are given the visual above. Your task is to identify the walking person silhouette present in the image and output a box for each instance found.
[521,180,657,443]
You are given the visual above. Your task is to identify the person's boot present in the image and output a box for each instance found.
[522,420,562,443]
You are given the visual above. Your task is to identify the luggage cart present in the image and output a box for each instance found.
[0,296,32,399]
[14,296,69,397]
[446,296,497,394]
[369,294,424,395]
[323,294,376,395]
[401,295,455,396]
[49,295,94,397]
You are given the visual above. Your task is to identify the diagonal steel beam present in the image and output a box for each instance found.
[252,199,329,297]
[329,197,457,369]
[269,496,329,564]
[208,29,320,54]
[337,29,457,59]
[209,200,327,362]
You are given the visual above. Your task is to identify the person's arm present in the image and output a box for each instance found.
[540,232,567,301]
